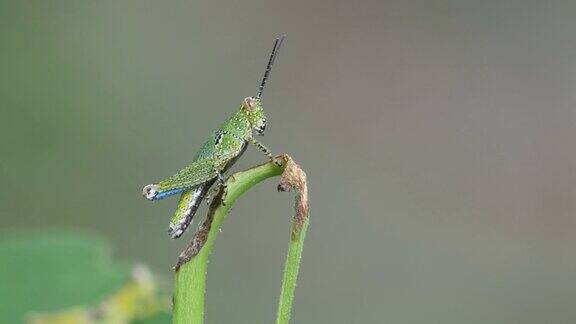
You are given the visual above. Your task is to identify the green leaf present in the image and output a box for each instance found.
[133,313,172,324]
[0,230,130,323]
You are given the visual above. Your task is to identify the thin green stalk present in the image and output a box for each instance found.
[275,158,309,324]
[172,159,285,324]
[276,218,309,324]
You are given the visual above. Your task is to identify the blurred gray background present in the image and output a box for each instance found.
[2,0,576,323]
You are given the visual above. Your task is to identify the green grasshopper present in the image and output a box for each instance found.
[143,35,285,239]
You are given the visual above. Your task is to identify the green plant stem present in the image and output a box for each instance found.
[173,160,285,324]
[276,217,309,324]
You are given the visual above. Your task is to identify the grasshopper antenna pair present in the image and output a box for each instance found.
[143,35,287,239]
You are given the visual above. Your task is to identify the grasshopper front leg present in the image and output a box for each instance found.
[248,137,282,166]
[248,137,275,160]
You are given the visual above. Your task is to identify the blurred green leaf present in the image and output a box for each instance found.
[133,313,171,324]
[0,231,130,323]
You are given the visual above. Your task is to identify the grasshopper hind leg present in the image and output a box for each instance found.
[168,179,216,239]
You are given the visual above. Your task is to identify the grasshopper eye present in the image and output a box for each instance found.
[244,97,257,111]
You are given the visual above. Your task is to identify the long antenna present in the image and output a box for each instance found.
[256,35,286,99]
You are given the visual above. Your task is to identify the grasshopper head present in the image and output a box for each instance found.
[243,96,267,136]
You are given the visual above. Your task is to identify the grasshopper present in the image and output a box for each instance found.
[142,35,285,239]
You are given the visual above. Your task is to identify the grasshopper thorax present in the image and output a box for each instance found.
[242,96,267,136]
